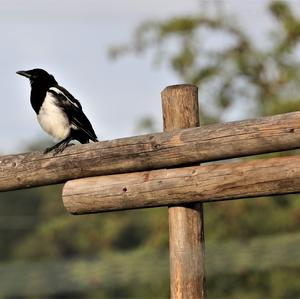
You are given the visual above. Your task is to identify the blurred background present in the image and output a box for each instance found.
[1,0,300,298]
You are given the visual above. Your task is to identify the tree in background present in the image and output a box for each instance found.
[111,1,300,121]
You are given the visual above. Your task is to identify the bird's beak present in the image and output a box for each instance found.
[16,70,32,78]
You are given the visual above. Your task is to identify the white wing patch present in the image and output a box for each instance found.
[49,87,80,108]
[37,92,70,140]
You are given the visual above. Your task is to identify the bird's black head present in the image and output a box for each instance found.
[16,68,57,87]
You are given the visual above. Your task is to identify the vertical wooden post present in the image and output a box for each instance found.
[161,84,206,299]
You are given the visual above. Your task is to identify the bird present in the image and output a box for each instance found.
[17,68,98,154]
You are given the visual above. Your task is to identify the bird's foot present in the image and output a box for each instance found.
[43,145,57,154]
[43,140,73,155]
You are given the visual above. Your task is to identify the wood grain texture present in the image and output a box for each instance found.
[1,111,300,191]
[63,155,300,213]
[161,84,206,299]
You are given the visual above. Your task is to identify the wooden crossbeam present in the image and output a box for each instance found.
[63,155,300,214]
[1,111,300,192]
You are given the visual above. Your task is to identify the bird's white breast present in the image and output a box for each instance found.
[37,92,70,140]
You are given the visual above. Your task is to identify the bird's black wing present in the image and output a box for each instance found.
[48,86,98,142]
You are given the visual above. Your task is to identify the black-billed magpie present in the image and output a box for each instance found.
[17,68,98,154]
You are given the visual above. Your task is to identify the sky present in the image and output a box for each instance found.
[0,0,293,154]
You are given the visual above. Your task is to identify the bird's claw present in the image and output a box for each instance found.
[43,142,74,155]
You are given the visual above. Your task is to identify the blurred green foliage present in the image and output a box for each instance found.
[111,1,300,121]
[2,1,300,298]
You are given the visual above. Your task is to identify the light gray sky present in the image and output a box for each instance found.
[0,0,288,154]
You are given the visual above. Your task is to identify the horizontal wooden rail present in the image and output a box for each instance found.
[63,155,300,214]
[1,111,300,192]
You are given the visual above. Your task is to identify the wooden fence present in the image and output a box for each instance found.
[1,84,300,298]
